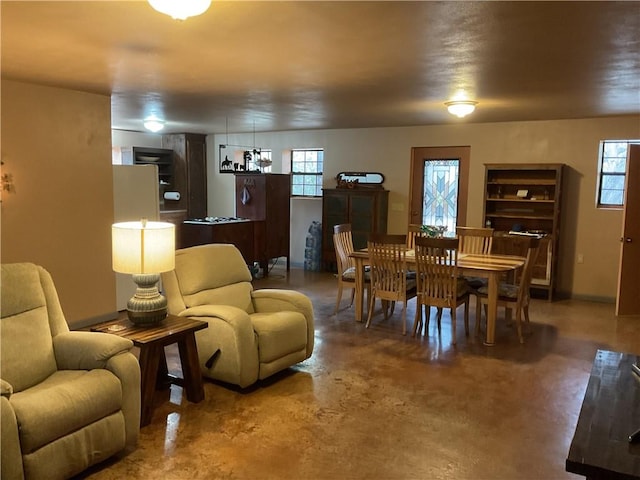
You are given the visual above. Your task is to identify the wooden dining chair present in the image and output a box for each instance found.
[456,226,494,255]
[333,224,371,314]
[406,224,424,249]
[456,226,494,317]
[412,236,470,344]
[366,233,416,335]
[476,236,541,343]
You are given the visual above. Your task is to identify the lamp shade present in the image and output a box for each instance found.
[148,0,211,20]
[112,221,175,274]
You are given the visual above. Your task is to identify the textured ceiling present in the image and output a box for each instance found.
[1,1,639,134]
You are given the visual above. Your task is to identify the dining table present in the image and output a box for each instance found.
[349,249,526,346]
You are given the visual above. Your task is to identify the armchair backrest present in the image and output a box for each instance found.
[162,244,255,314]
[1,263,70,392]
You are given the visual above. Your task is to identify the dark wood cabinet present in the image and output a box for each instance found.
[322,188,389,270]
[181,220,257,262]
[161,133,208,219]
[483,163,564,300]
[158,210,189,247]
[235,173,291,273]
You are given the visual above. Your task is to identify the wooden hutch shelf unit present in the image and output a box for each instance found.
[235,173,291,275]
[483,163,564,301]
[321,187,389,271]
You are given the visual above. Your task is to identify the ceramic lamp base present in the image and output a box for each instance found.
[127,273,167,326]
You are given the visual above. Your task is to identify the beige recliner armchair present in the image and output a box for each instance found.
[0,263,140,480]
[161,244,314,388]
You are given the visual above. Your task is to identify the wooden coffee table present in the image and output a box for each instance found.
[92,314,208,427]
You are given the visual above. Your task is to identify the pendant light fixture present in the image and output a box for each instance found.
[148,0,211,20]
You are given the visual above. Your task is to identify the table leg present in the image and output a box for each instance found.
[484,272,499,346]
[156,347,170,390]
[177,333,205,403]
[138,344,163,427]
[353,256,365,322]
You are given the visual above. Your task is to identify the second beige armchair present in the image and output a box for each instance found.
[161,244,314,388]
[1,263,140,480]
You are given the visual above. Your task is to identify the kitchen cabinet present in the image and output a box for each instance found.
[322,188,389,271]
[483,163,564,300]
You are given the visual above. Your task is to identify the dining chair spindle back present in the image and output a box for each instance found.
[412,236,470,345]
[366,233,416,335]
[456,226,494,255]
[333,224,371,314]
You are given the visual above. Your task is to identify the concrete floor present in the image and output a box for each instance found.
[80,264,640,480]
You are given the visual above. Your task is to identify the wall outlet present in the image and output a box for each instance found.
[577,253,584,264]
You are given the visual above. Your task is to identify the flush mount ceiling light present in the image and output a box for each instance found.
[445,100,478,118]
[143,116,165,133]
[148,0,211,20]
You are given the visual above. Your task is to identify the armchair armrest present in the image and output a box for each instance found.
[177,305,259,388]
[53,331,133,371]
[252,289,315,356]
[1,396,22,480]
[0,379,13,398]
[180,304,253,332]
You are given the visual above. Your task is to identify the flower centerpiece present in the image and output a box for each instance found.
[420,225,447,237]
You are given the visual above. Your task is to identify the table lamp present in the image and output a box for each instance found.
[112,219,175,326]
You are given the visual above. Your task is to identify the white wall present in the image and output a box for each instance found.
[208,115,640,301]
[112,130,162,149]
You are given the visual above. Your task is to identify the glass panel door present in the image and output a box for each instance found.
[422,159,459,235]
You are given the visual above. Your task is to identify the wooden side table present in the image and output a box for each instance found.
[92,314,208,427]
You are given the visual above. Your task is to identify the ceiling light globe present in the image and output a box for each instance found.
[143,118,165,133]
[148,0,211,20]
[445,101,478,118]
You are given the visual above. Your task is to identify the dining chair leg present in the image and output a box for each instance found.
[425,306,431,335]
[401,303,407,336]
[523,301,531,330]
[349,288,355,307]
[412,302,422,337]
[365,291,376,329]
[516,308,524,344]
[334,284,344,314]
[464,298,470,336]
[451,307,457,345]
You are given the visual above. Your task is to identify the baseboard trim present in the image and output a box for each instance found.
[568,293,615,304]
